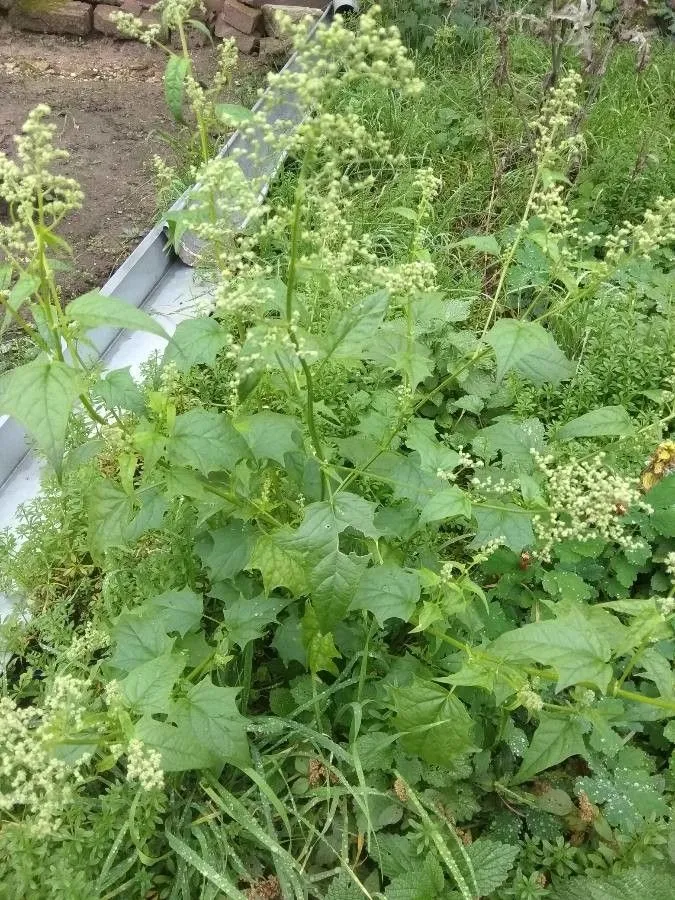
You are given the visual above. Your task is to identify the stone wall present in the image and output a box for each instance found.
[1,0,326,55]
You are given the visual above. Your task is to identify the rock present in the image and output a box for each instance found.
[220,0,263,35]
[170,24,210,49]
[262,4,321,38]
[93,3,130,36]
[120,0,142,14]
[9,1,93,35]
[139,8,161,26]
[258,35,291,68]
[203,0,224,16]
[214,17,260,53]
[240,0,325,8]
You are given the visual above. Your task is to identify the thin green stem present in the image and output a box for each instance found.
[200,481,282,528]
[177,22,210,166]
[336,347,492,496]
[240,640,254,714]
[480,166,543,339]
[429,627,675,713]
[284,156,330,500]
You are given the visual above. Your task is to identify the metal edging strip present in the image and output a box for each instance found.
[0,2,335,497]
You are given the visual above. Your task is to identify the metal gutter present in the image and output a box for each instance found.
[0,3,364,619]
[0,3,335,520]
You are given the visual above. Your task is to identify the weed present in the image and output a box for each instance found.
[0,4,674,898]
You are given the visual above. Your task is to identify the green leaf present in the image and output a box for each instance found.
[541,570,593,602]
[551,868,675,900]
[271,610,306,667]
[577,765,668,833]
[94,367,145,414]
[309,550,368,632]
[307,629,341,676]
[473,418,545,472]
[0,359,83,474]
[645,473,675,507]
[535,787,576,816]
[235,411,301,465]
[177,677,250,769]
[486,319,574,386]
[645,472,675,537]
[87,478,135,554]
[514,714,587,783]
[557,406,635,441]
[135,716,215,771]
[197,522,257,582]
[454,234,501,256]
[167,409,249,475]
[109,610,173,672]
[472,504,534,552]
[323,289,389,359]
[214,102,255,125]
[166,833,246,900]
[249,531,307,596]
[391,206,418,222]
[406,418,461,473]
[163,318,229,372]
[8,273,39,311]
[325,873,363,900]
[365,324,433,387]
[353,731,396,772]
[467,839,519,895]
[119,652,185,714]
[292,493,380,555]
[638,648,674,699]
[145,588,203,636]
[330,492,381,538]
[419,486,471,524]
[410,293,471,328]
[187,17,214,42]
[220,592,289,649]
[350,564,420,626]
[65,291,168,338]
[386,854,446,900]
[164,55,189,122]
[391,677,476,767]
[491,615,613,692]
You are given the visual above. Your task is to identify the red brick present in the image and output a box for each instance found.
[221,0,263,35]
[93,4,131,36]
[214,17,260,53]
[9,1,92,35]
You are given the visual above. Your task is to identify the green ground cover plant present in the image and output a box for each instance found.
[0,3,674,898]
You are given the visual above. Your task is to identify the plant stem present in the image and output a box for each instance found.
[177,22,210,165]
[284,157,330,500]
[429,626,675,713]
[240,640,254,714]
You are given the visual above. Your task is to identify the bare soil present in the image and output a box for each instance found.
[0,21,265,298]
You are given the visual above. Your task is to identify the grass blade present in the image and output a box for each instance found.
[166,831,247,900]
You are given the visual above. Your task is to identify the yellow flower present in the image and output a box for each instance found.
[640,440,675,492]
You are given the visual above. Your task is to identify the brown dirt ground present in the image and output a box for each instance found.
[0,20,265,298]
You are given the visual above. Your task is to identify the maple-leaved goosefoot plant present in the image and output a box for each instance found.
[1,4,674,898]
